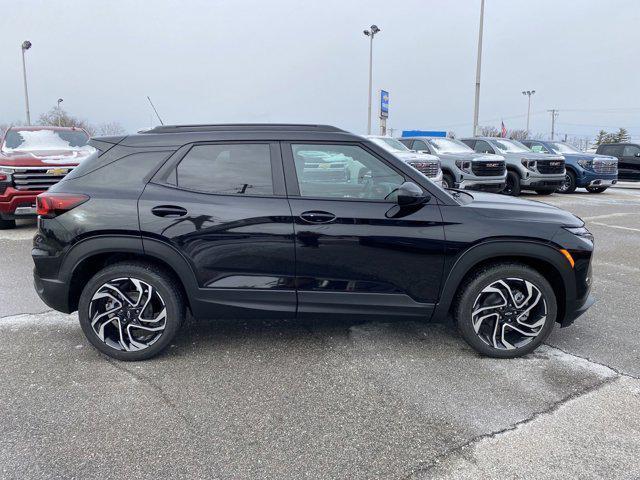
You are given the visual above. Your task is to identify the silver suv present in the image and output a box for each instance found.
[398,136,506,192]
[366,136,443,186]
[461,137,565,196]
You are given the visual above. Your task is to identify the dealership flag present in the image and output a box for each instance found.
[501,121,507,138]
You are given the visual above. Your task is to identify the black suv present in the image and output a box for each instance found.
[32,124,595,361]
[595,143,640,181]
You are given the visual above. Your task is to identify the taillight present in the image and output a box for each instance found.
[36,192,89,218]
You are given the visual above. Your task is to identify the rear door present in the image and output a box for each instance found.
[139,141,296,319]
[282,141,445,319]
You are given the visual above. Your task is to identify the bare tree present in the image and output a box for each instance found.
[479,125,500,137]
[95,122,126,136]
[508,129,529,141]
[37,107,96,135]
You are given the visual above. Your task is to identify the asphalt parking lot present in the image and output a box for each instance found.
[1,187,639,480]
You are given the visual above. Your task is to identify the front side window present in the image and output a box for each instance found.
[474,140,494,154]
[176,144,273,195]
[291,144,404,200]
[623,145,640,157]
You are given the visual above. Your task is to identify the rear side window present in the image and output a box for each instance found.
[176,144,273,195]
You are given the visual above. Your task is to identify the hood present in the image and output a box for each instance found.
[0,148,93,167]
[463,191,582,227]
[436,151,504,162]
[393,151,439,162]
[560,152,618,162]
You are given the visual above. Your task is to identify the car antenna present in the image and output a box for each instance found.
[146,96,164,125]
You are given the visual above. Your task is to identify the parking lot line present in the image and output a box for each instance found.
[591,222,640,233]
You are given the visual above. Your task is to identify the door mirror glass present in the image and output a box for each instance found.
[387,181,429,206]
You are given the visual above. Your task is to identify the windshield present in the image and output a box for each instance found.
[548,142,581,154]
[2,129,90,152]
[370,137,410,152]
[492,139,531,153]
[426,138,474,153]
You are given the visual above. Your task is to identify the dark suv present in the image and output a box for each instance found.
[32,124,594,361]
[595,143,640,181]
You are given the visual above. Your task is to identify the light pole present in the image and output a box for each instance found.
[472,0,485,137]
[57,98,64,126]
[21,40,32,125]
[363,24,380,135]
[522,90,535,133]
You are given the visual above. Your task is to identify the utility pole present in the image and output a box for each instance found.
[363,25,381,135]
[522,90,535,133]
[21,41,32,125]
[548,109,559,140]
[56,98,63,126]
[472,0,485,136]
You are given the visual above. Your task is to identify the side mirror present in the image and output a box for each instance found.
[635,152,640,157]
[387,181,430,206]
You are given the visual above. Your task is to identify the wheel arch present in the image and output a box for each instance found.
[434,240,575,325]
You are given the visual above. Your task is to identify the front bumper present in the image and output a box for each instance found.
[0,187,42,219]
[562,294,595,327]
[521,172,565,188]
[457,176,505,191]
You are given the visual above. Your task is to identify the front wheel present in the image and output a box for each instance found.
[442,172,455,189]
[502,171,521,196]
[454,263,556,358]
[0,218,16,230]
[78,262,185,361]
[586,186,608,193]
[557,170,577,193]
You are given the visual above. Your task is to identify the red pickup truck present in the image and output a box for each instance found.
[0,126,94,228]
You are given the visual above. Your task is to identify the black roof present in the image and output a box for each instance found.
[140,124,347,134]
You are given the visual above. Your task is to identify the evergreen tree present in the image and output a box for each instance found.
[615,128,630,143]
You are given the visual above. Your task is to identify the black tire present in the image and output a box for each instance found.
[502,171,521,196]
[454,263,556,358]
[534,189,555,196]
[442,172,455,189]
[556,170,577,194]
[78,262,185,361]
[586,186,608,193]
[0,218,16,229]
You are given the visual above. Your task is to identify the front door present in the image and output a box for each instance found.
[282,142,445,319]
[139,141,296,319]
[620,144,640,180]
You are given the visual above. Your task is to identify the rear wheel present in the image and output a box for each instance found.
[78,262,185,361]
[454,263,556,358]
[442,172,455,189]
[586,186,608,193]
[0,219,16,230]
[502,171,521,196]
[557,170,577,193]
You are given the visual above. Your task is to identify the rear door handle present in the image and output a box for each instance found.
[300,210,336,224]
[151,205,188,218]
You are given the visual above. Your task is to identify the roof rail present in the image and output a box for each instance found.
[139,123,347,134]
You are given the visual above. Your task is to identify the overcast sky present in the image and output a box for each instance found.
[3,0,639,140]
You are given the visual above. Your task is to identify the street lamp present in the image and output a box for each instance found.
[57,98,64,126]
[363,24,381,135]
[522,90,535,133]
[21,40,32,125]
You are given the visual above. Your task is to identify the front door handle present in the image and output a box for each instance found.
[300,210,336,224]
[151,205,188,218]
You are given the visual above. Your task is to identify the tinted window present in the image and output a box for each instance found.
[461,139,476,149]
[176,144,273,195]
[623,145,640,156]
[599,145,622,156]
[412,140,430,152]
[291,144,404,200]
[474,140,494,154]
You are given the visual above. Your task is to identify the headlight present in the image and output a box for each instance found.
[564,226,593,241]
[455,160,473,174]
[577,159,593,169]
[521,159,537,172]
[0,167,14,182]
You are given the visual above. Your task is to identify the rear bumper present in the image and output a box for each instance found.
[33,268,72,313]
[0,187,42,219]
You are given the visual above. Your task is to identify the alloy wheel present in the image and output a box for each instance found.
[88,277,167,351]
[558,174,571,192]
[471,277,547,350]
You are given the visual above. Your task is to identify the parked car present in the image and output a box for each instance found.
[0,126,93,229]
[366,135,443,186]
[33,124,594,361]
[522,140,618,193]
[461,137,565,196]
[397,136,506,192]
[595,143,640,181]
